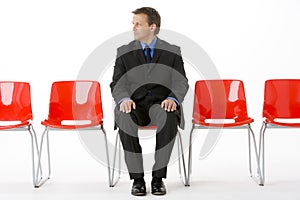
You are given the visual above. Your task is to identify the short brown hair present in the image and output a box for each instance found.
[132,7,161,34]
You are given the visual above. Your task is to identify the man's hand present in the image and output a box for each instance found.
[161,99,177,112]
[120,99,136,113]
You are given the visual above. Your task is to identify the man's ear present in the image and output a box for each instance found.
[150,23,157,32]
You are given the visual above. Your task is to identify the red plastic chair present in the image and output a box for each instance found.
[0,81,40,187]
[187,80,262,186]
[110,125,188,186]
[36,80,111,187]
[259,79,300,185]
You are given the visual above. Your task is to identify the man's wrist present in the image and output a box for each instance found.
[118,97,131,105]
[166,97,179,107]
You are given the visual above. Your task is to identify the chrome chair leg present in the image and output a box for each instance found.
[186,124,195,186]
[28,124,42,187]
[177,130,188,185]
[110,132,121,187]
[177,132,182,177]
[248,126,252,176]
[248,124,264,186]
[259,122,267,186]
[100,125,112,187]
[35,127,51,188]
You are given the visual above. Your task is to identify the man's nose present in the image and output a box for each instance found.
[132,24,137,31]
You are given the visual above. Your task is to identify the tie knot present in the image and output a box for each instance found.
[145,45,151,52]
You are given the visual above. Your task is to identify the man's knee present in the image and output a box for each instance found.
[166,111,178,122]
[149,104,178,128]
[130,108,150,126]
[115,111,138,132]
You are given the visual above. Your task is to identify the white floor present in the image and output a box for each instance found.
[1,128,300,200]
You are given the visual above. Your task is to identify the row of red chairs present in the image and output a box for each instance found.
[1,79,299,187]
[0,81,109,188]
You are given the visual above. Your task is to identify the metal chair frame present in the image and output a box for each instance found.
[187,123,263,186]
[35,125,111,187]
[2,124,42,187]
[259,122,300,186]
[110,127,188,187]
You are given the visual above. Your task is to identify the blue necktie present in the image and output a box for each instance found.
[145,46,152,63]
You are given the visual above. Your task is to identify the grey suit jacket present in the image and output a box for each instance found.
[110,38,189,129]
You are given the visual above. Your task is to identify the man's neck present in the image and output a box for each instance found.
[140,35,156,45]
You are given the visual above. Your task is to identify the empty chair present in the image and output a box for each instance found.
[259,79,300,185]
[186,80,262,186]
[0,81,40,187]
[36,80,111,187]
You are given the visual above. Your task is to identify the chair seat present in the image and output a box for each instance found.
[0,121,30,130]
[264,119,300,127]
[192,118,254,127]
[139,125,158,130]
[41,120,103,129]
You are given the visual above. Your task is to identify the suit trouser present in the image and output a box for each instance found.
[115,96,178,179]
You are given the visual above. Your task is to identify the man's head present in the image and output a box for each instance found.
[132,7,161,43]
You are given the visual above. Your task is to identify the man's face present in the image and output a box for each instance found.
[132,14,154,41]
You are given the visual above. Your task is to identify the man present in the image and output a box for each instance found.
[110,7,188,196]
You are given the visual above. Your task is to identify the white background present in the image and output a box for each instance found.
[0,0,300,199]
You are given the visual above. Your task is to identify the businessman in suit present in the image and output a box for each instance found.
[110,7,188,196]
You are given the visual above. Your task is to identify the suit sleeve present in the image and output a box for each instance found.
[110,48,130,103]
[169,47,189,103]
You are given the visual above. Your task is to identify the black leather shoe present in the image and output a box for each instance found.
[131,178,146,196]
[151,177,166,195]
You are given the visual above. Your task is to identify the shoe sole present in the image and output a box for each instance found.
[151,192,166,195]
[131,192,147,196]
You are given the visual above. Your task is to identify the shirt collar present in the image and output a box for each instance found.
[140,37,157,50]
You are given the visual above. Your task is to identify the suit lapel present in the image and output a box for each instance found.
[133,41,147,65]
[151,38,163,63]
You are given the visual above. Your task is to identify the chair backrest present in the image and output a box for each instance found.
[0,81,32,121]
[47,81,103,125]
[263,79,300,119]
[193,80,250,122]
